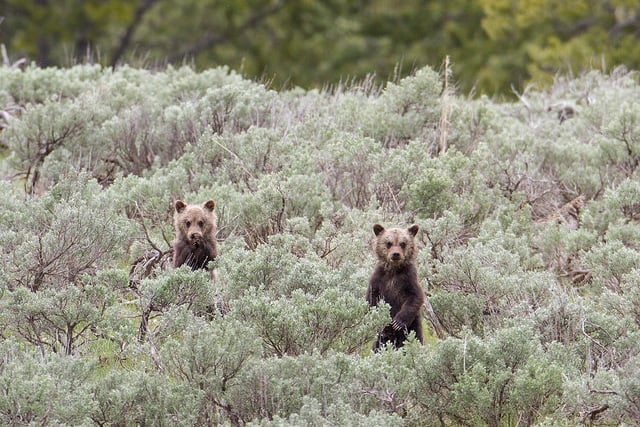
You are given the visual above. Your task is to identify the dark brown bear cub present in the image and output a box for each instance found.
[366,223,425,351]
[173,200,218,271]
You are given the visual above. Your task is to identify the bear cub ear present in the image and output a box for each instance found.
[175,200,187,213]
[408,224,419,236]
[373,224,385,236]
[203,200,215,212]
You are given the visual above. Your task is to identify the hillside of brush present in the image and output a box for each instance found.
[0,64,639,425]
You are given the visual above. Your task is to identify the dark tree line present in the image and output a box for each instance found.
[3,0,640,95]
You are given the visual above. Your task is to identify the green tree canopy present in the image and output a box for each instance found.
[2,0,640,95]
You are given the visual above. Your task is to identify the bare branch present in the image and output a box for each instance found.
[110,0,159,68]
[167,0,288,63]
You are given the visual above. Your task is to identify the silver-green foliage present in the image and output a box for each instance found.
[1,64,640,425]
[0,339,97,425]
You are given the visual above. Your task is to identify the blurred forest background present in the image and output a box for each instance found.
[3,0,640,96]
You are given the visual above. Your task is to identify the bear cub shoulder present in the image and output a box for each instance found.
[366,223,425,351]
[172,199,218,271]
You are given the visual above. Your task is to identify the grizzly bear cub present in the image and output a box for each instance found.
[172,199,218,271]
[366,223,425,351]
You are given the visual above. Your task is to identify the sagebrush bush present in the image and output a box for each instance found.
[0,339,97,425]
[0,174,130,291]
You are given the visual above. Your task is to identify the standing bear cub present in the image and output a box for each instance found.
[366,223,425,351]
[173,199,218,271]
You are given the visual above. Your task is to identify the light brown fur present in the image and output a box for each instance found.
[373,224,419,269]
[172,200,218,271]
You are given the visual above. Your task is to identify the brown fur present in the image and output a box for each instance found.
[366,223,425,351]
[172,200,218,271]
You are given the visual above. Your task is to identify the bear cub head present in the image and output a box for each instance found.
[373,223,419,268]
[174,200,216,248]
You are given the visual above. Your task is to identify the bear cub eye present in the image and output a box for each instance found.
[197,220,204,227]
[185,220,191,227]
[400,242,406,249]
[386,241,392,249]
